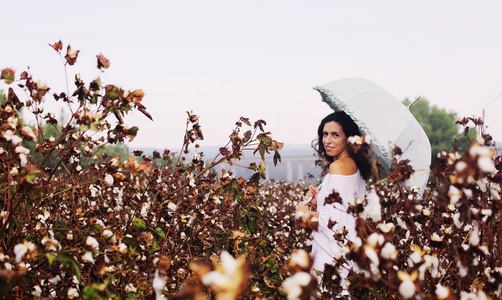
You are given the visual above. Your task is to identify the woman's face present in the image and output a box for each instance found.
[322,121,348,159]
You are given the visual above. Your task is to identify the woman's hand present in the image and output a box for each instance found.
[296,202,309,214]
[305,185,319,206]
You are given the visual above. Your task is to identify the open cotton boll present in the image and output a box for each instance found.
[104,174,114,186]
[399,280,416,299]
[152,270,166,300]
[81,251,95,264]
[281,272,312,300]
[14,244,28,263]
[380,242,397,260]
[86,236,99,251]
[362,189,381,222]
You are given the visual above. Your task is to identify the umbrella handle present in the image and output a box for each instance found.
[303,183,322,205]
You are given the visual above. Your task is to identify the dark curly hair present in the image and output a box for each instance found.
[312,111,372,180]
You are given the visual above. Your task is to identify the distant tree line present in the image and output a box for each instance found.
[403,97,477,160]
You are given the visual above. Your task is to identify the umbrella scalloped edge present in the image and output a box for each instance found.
[314,85,393,171]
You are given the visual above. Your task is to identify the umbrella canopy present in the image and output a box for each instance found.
[314,78,431,193]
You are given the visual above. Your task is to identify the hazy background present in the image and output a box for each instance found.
[2,0,502,153]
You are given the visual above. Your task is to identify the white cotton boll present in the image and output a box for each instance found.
[49,275,61,285]
[378,222,395,233]
[457,261,468,277]
[14,243,28,263]
[32,285,42,297]
[102,229,113,239]
[67,287,79,299]
[286,286,302,300]
[490,184,501,200]
[448,185,461,206]
[81,251,95,264]
[431,233,443,242]
[478,156,496,173]
[9,167,18,176]
[481,209,492,216]
[470,221,480,246]
[455,161,468,172]
[435,284,449,299]
[453,212,463,229]
[125,283,137,292]
[409,251,422,266]
[399,280,415,299]
[354,237,363,249]
[202,270,227,286]
[86,236,99,251]
[10,134,23,146]
[380,243,397,260]
[477,178,488,192]
[347,135,362,145]
[363,189,381,222]
[192,152,200,161]
[281,272,312,300]
[118,243,127,254]
[364,246,379,266]
[291,250,310,269]
[396,217,408,230]
[140,203,150,217]
[153,270,167,300]
[367,233,384,248]
[19,153,28,167]
[167,202,177,212]
[104,174,114,186]
[220,251,239,275]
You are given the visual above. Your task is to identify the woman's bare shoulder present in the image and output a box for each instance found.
[329,157,358,175]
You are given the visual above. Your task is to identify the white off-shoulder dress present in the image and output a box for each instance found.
[311,170,366,285]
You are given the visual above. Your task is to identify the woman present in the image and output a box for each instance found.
[296,111,371,289]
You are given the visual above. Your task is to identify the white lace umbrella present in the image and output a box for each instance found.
[314,78,431,193]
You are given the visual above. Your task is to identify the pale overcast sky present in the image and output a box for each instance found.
[2,0,502,151]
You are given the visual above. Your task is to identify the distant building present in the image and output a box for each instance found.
[215,155,321,183]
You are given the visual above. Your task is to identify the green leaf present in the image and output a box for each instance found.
[266,272,281,283]
[82,285,99,300]
[263,255,275,268]
[26,169,41,184]
[46,252,57,266]
[90,121,99,131]
[132,218,146,230]
[57,254,81,281]
[91,224,103,234]
[125,292,144,300]
[1,68,15,84]
[155,227,167,241]
[129,126,139,136]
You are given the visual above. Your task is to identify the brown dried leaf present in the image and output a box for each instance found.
[240,117,251,126]
[49,40,63,52]
[65,45,80,65]
[97,53,110,69]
